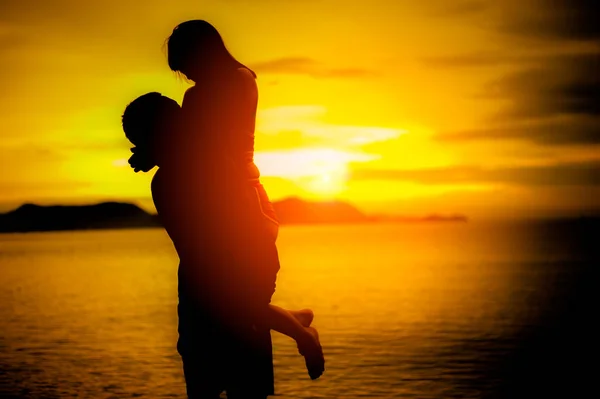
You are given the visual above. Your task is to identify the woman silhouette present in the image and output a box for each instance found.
[123,20,324,398]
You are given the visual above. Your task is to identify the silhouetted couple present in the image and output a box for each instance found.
[121,20,324,398]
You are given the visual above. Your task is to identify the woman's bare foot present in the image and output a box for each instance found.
[297,326,325,380]
[290,309,314,327]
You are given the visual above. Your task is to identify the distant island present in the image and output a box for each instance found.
[0,198,468,233]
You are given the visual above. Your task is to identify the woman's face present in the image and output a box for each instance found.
[183,52,219,82]
[169,23,227,82]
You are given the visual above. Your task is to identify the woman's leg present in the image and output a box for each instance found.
[268,306,313,336]
[289,308,314,327]
[234,187,325,379]
[261,305,325,380]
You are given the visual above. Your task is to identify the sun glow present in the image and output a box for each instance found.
[306,172,345,198]
[255,148,377,198]
[251,105,412,198]
[256,105,407,149]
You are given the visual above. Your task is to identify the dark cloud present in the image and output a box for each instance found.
[0,25,30,50]
[351,161,600,187]
[421,1,599,149]
[440,53,600,145]
[0,0,177,60]
[0,180,92,196]
[427,1,488,17]
[419,52,515,68]
[418,50,554,69]
[498,0,600,42]
[481,54,600,120]
[436,116,600,145]
[0,0,160,29]
[0,144,66,163]
[426,0,598,43]
[219,0,319,2]
[250,57,377,79]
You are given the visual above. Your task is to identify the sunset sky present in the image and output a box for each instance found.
[1,0,598,218]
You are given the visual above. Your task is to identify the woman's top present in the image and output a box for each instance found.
[175,67,261,183]
[152,66,280,312]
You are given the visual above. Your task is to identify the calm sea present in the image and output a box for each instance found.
[0,221,597,398]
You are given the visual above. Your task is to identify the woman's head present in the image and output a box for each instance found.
[166,20,255,82]
[122,92,180,172]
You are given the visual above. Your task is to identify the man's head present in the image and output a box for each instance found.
[122,92,180,172]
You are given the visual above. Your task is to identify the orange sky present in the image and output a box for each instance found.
[1,0,599,218]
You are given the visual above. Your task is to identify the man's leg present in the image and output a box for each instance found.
[227,393,267,399]
[181,355,224,399]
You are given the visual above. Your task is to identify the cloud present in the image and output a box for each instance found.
[255,105,405,150]
[255,129,328,150]
[256,148,376,178]
[250,57,377,78]
[350,161,600,187]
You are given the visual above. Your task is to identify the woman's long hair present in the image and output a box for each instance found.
[166,20,256,81]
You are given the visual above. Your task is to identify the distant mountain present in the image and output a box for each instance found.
[0,198,467,233]
[371,213,468,223]
[0,202,160,233]
[273,197,369,224]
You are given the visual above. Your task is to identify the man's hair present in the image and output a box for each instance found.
[122,92,180,147]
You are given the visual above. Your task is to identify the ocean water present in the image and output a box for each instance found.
[0,221,597,398]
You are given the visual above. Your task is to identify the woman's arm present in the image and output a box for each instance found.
[235,67,259,134]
